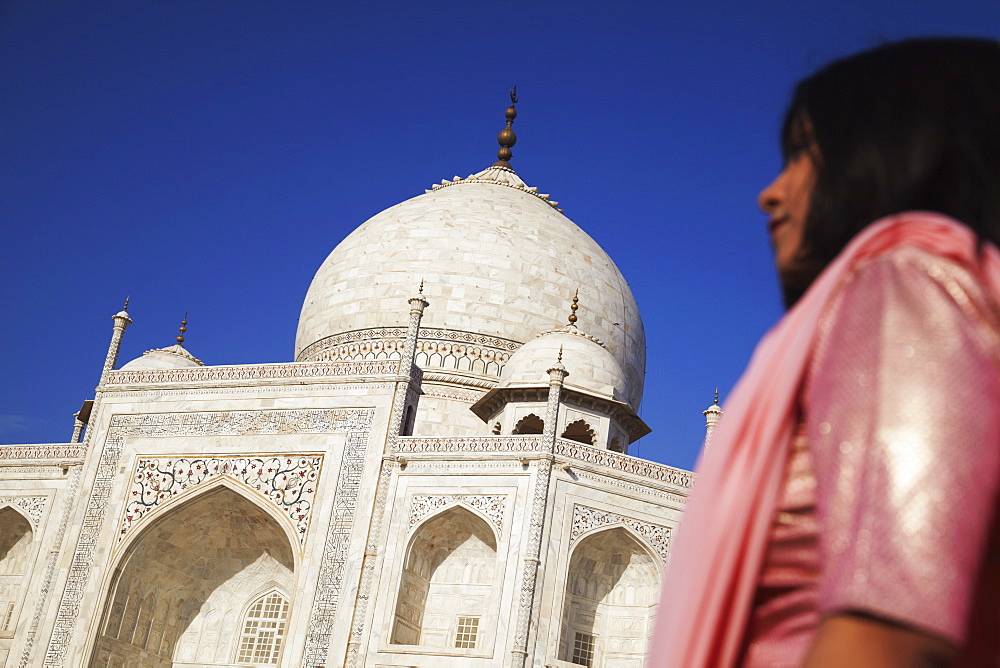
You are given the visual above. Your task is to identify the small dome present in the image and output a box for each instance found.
[120,344,204,371]
[498,328,626,403]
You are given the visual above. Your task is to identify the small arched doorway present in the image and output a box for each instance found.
[391,505,498,651]
[560,527,660,667]
[89,486,295,667]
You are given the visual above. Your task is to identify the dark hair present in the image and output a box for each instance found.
[781,37,1000,303]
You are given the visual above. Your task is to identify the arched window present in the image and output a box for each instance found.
[391,506,497,650]
[236,590,290,665]
[560,528,660,666]
[512,413,544,435]
[561,419,596,445]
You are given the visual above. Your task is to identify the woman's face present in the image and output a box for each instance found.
[758,151,816,280]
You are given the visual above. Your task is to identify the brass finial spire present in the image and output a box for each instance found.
[492,86,518,168]
[714,388,719,405]
[568,290,579,326]
[176,312,188,345]
[558,345,563,363]
[418,279,424,295]
[123,296,130,311]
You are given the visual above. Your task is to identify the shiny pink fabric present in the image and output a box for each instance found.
[648,213,1000,667]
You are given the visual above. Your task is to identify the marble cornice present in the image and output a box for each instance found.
[99,359,405,392]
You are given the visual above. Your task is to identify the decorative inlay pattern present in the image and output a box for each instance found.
[554,439,694,488]
[0,445,86,461]
[409,495,507,531]
[419,384,487,403]
[103,381,398,400]
[43,408,374,667]
[0,495,47,527]
[298,326,521,378]
[104,359,401,386]
[304,426,372,667]
[573,470,688,506]
[397,435,543,454]
[512,458,552,661]
[394,436,694,489]
[344,459,396,668]
[119,456,322,545]
[570,504,671,561]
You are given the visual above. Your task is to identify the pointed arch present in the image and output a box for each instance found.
[88,485,295,667]
[0,506,34,637]
[114,475,302,562]
[559,526,661,666]
[391,505,498,650]
[512,413,544,435]
[561,419,596,445]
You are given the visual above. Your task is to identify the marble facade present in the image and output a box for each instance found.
[1,149,695,667]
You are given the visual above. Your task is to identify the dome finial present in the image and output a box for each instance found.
[714,387,719,405]
[558,345,563,363]
[568,289,579,326]
[418,279,424,294]
[176,312,188,345]
[123,295,130,311]
[492,86,518,168]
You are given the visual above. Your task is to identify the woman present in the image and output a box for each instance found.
[649,39,1000,667]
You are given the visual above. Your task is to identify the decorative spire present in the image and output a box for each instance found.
[568,290,579,326]
[558,345,563,363]
[492,86,518,168]
[176,312,188,345]
[418,279,424,295]
[703,388,723,448]
[123,296,130,311]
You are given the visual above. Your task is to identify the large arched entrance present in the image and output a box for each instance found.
[559,527,660,667]
[89,486,295,667]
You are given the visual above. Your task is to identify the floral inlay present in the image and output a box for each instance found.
[120,455,323,545]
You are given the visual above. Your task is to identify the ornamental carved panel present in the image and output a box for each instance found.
[119,456,323,545]
[408,494,507,532]
[570,504,671,560]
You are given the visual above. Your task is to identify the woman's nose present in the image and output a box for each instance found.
[758,172,783,214]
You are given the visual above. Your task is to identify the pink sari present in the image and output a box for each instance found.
[648,212,1000,667]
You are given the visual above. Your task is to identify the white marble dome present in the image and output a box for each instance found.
[498,328,626,403]
[120,344,203,371]
[296,166,645,408]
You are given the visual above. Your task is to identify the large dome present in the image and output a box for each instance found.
[295,165,646,408]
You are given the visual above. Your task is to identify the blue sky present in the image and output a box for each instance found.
[2,1,997,470]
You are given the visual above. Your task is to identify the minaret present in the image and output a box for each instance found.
[703,388,723,447]
[492,86,518,168]
[543,346,568,443]
[100,297,133,383]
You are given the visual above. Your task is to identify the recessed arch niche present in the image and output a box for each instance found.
[559,527,660,666]
[391,505,498,651]
[0,506,34,636]
[88,485,295,667]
